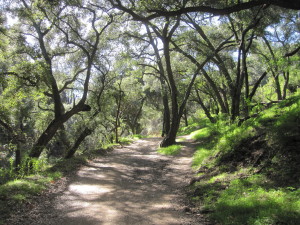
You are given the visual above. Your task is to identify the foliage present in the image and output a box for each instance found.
[178,122,200,135]
[0,1,299,223]
[0,172,61,224]
[192,147,212,168]
[0,173,59,201]
[118,137,134,145]
[189,127,212,140]
[0,157,49,185]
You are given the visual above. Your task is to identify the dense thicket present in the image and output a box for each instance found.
[0,0,299,179]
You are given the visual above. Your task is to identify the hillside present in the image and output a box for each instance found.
[186,94,300,224]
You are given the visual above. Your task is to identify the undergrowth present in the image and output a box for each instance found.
[188,93,300,225]
[0,156,88,224]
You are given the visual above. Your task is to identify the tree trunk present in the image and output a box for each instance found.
[231,17,260,120]
[186,15,234,99]
[262,36,283,101]
[273,73,283,100]
[29,104,91,158]
[145,24,170,137]
[183,108,188,127]
[160,35,179,147]
[201,69,228,113]
[65,128,93,159]
[231,47,244,121]
[282,71,289,100]
[160,117,180,147]
[29,119,64,158]
[249,71,268,101]
[220,86,230,113]
[14,143,21,172]
[131,97,145,135]
[114,84,123,143]
[162,96,171,137]
[195,88,216,123]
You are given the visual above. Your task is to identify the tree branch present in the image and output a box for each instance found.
[285,45,300,57]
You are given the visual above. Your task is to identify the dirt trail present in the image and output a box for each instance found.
[7,137,210,225]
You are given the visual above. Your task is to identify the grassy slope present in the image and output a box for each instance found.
[185,94,300,225]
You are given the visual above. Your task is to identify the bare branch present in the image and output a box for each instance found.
[285,45,300,57]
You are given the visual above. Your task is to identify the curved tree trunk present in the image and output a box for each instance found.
[65,128,93,159]
[29,104,91,158]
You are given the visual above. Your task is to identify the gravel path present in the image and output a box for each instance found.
[7,137,210,225]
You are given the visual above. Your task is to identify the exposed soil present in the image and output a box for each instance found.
[6,137,211,225]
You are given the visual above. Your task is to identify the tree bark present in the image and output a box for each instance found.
[262,36,283,100]
[249,71,268,101]
[145,24,170,137]
[65,128,93,159]
[201,69,228,113]
[29,104,91,158]
[161,92,171,137]
[283,71,290,100]
[183,108,188,127]
[231,16,261,120]
[195,88,216,123]
[185,15,234,98]
[160,22,180,147]
[14,144,21,172]
[171,36,230,114]
[125,0,300,20]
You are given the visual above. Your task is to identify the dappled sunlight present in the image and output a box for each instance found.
[68,184,112,195]
[50,137,200,225]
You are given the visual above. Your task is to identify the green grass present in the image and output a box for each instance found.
[131,134,147,139]
[0,171,62,224]
[189,127,212,140]
[178,122,201,135]
[157,145,182,155]
[0,172,61,201]
[176,137,186,142]
[102,142,120,150]
[212,176,300,225]
[192,147,212,168]
[0,155,86,223]
[0,155,89,223]
[188,94,300,225]
[0,178,48,201]
[191,172,300,225]
[119,137,134,145]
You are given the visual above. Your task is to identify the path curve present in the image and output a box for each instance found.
[7,137,210,225]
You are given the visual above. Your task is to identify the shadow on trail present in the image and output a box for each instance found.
[55,137,185,225]
[8,137,208,225]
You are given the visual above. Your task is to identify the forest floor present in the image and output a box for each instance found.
[6,137,212,225]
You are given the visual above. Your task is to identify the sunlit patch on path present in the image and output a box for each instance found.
[10,137,209,225]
